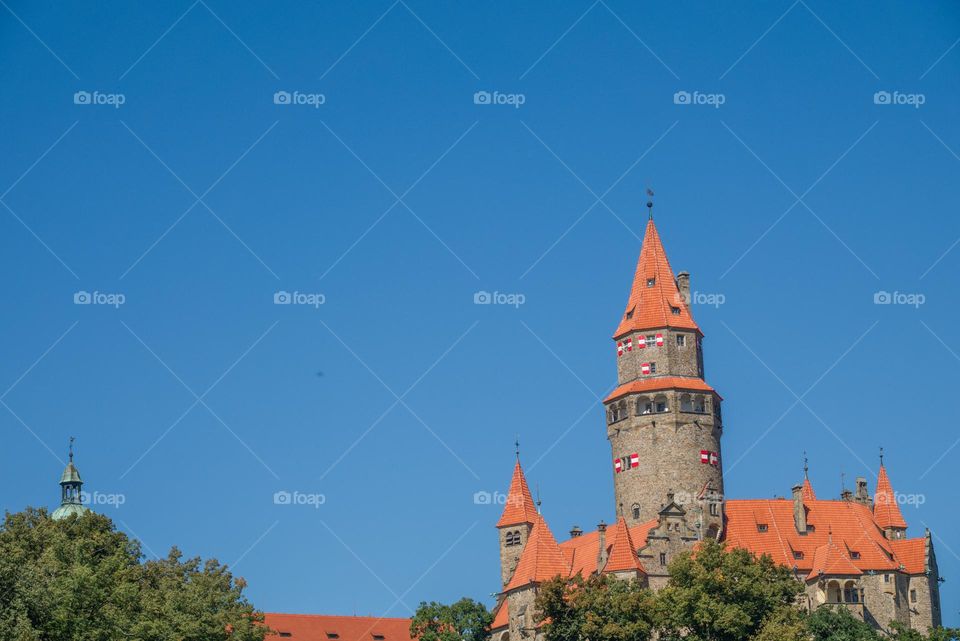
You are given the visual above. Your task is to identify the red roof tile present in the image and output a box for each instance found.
[505,514,571,591]
[801,478,816,502]
[614,219,700,339]
[874,466,907,529]
[490,601,508,631]
[889,538,926,574]
[263,614,414,641]
[807,539,862,580]
[497,461,539,528]
[603,517,646,574]
[559,519,658,577]
[604,377,717,403]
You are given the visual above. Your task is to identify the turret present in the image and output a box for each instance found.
[496,458,538,586]
[52,438,90,521]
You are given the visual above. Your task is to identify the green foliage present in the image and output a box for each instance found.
[656,539,803,641]
[0,507,264,641]
[536,573,657,641]
[410,598,492,641]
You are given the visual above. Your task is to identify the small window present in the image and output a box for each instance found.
[646,278,655,287]
[646,334,656,345]
[806,525,816,532]
[632,504,640,520]
[625,306,635,320]
[709,502,719,516]
[676,334,686,346]
[648,362,657,374]
[659,552,667,565]
[656,401,668,413]
[884,574,891,583]
[793,551,804,560]
[373,635,386,640]
[327,634,340,639]
[757,524,768,532]
[911,589,917,603]
[670,306,681,315]
[279,634,292,639]
[850,551,861,560]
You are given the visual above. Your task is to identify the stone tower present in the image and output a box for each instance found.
[603,212,724,529]
[496,459,539,586]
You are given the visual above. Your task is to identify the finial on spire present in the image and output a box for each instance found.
[535,484,542,513]
[879,446,884,467]
[646,188,655,220]
[841,471,846,492]
[515,435,520,461]
[68,436,75,462]
[803,450,809,478]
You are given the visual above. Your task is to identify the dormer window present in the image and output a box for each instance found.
[757,524,768,532]
[670,306,681,315]
[327,634,340,639]
[373,635,385,640]
[806,524,816,533]
[850,551,861,560]
[794,551,804,560]
[646,278,655,287]
[625,306,635,320]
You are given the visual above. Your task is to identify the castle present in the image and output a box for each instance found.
[489,212,943,637]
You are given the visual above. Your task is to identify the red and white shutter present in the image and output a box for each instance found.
[614,458,623,473]
[638,336,646,349]
[641,363,651,375]
[656,333,664,346]
[710,452,719,466]
[629,453,639,468]
[617,342,624,356]
[626,337,633,351]
[700,450,710,464]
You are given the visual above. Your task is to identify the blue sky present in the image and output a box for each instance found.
[1,0,958,625]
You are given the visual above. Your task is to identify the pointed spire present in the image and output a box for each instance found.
[614,215,700,339]
[800,452,816,501]
[497,460,539,528]
[504,514,570,591]
[874,464,907,529]
[602,516,645,575]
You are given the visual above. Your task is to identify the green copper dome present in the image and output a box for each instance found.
[51,502,89,520]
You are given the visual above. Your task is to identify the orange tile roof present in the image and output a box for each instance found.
[807,539,862,580]
[490,601,508,631]
[873,466,907,529]
[497,461,539,528]
[263,614,414,641]
[505,514,571,591]
[604,377,717,403]
[614,218,700,339]
[558,519,658,577]
[602,517,646,574]
[801,478,816,502]
[889,538,926,574]
[724,498,907,577]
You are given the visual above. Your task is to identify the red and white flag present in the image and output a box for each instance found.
[656,333,664,346]
[614,458,623,473]
[700,450,710,464]
[638,336,646,349]
[626,337,633,351]
[629,453,639,468]
[641,363,651,375]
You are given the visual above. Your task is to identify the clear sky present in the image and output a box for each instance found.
[1,0,958,626]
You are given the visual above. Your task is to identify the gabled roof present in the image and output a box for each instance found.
[889,538,926,574]
[614,218,700,339]
[602,517,646,574]
[874,465,907,529]
[807,539,862,580]
[801,477,816,502]
[490,601,509,631]
[505,514,571,591]
[559,519,658,577]
[262,614,414,641]
[497,461,539,528]
[604,377,717,403]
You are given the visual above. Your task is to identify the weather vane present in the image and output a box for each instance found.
[879,446,884,466]
[803,450,808,478]
[646,187,655,220]
[515,435,520,461]
[69,436,75,462]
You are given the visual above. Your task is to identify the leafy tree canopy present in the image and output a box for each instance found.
[0,508,264,641]
[410,598,492,641]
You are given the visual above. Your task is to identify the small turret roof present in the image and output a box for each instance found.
[874,465,907,529]
[60,461,82,485]
[497,460,539,528]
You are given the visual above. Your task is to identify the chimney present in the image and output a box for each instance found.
[841,489,853,501]
[569,525,583,538]
[854,477,871,506]
[792,484,807,533]
[677,271,691,305]
[596,521,608,570]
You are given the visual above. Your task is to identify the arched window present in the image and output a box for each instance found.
[693,395,706,413]
[632,504,640,520]
[654,394,669,413]
[843,581,860,603]
[505,531,521,547]
[827,581,842,604]
[680,393,694,412]
[637,396,653,415]
[706,524,719,540]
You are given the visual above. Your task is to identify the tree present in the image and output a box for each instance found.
[0,507,265,641]
[654,540,804,641]
[410,598,492,641]
[536,573,657,641]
